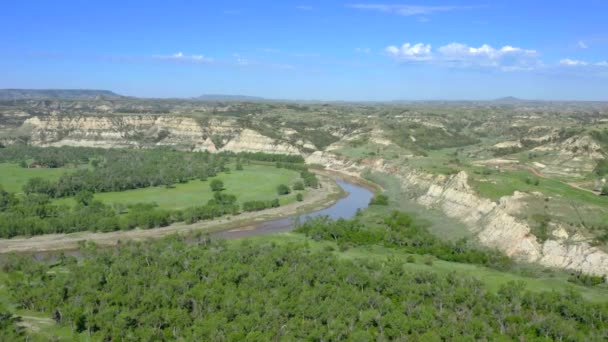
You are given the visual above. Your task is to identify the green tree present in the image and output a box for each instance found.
[277,184,290,195]
[601,184,608,196]
[75,191,95,206]
[296,193,303,202]
[369,194,389,206]
[210,179,224,192]
[293,181,305,191]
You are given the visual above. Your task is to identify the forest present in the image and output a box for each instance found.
[1,229,607,341]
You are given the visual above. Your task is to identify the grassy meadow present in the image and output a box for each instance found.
[0,163,69,193]
[54,164,305,209]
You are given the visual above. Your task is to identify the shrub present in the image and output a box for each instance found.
[277,184,291,195]
[369,194,389,206]
[210,179,224,192]
[296,193,303,202]
[293,181,305,191]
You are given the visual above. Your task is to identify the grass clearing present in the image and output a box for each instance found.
[470,169,608,205]
[0,163,69,193]
[55,164,304,210]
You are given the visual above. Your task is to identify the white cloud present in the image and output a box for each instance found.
[296,5,313,10]
[438,43,538,70]
[155,52,214,63]
[385,43,432,61]
[560,58,588,66]
[385,42,539,70]
[355,47,371,54]
[558,59,608,67]
[347,4,479,16]
[577,41,588,49]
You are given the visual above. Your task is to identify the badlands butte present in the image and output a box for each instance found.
[1,91,608,278]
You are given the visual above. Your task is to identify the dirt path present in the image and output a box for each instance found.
[0,174,343,254]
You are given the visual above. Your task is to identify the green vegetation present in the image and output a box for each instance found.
[276,184,290,195]
[0,147,318,238]
[369,194,389,205]
[2,232,607,341]
[470,169,608,205]
[385,121,480,152]
[53,165,302,210]
[297,211,512,270]
[242,199,280,212]
[0,163,68,193]
[209,179,224,192]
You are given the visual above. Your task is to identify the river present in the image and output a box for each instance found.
[16,178,373,260]
[215,180,374,239]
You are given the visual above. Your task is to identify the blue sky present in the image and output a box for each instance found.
[1,0,607,100]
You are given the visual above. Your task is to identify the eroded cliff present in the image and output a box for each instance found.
[20,115,304,154]
[307,151,608,277]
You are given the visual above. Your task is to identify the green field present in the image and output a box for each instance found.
[54,164,304,210]
[470,169,608,204]
[0,163,69,193]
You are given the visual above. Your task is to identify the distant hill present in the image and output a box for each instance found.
[0,89,123,100]
[492,96,529,104]
[193,94,268,102]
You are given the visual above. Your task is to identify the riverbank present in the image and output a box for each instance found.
[0,172,347,254]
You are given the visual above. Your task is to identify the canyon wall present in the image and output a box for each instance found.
[20,115,303,154]
[307,151,608,277]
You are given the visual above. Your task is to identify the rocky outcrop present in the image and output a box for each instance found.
[221,129,300,154]
[21,115,303,155]
[309,152,608,277]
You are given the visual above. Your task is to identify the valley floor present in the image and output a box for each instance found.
[0,172,342,253]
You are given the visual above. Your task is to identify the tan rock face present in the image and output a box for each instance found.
[221,129,300,154]
[310,152,608,278]
[22,115,303,155]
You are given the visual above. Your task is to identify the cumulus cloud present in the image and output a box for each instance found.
[155,52,214,63]
[438,43,539,70]
[385,42,539,70]
[355,47,371,54]
[577,41,588,49]
[347,4,480,16]
[597,61,608,67]
[385,43,432,61]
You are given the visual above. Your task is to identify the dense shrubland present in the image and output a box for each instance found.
[0,185,239,238]
[385,122,480,151]
[297,211,513,270]
[3,235,607,340]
